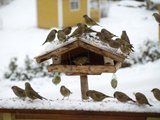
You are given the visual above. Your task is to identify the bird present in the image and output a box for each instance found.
[96,32,109,43]
[62,26,72,35]
[73,56,89,65]
[134,92,152,106]
[121,30,130,44]
[60,85,72,99]
[108,39,121,49]
[11,86,26,99]
[153,13,160,24]
[113,91,135,103]
[86,90,113,102]
[120,31,134,54]
[83,14,102,27]
[69,27,84,38]
[57,30,67,42]
[42,29,57,45]
[101,28,116,39]
[151,88,160,101]
[25,82,47,100]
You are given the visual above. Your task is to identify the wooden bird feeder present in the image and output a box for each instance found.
[35,38,126,100]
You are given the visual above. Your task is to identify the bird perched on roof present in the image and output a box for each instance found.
[134,92,152,106]
[153,13,160,24]
[151,88,160,101]
[73,56,89,65]
[113,91,135,103]
[68,27,84,39]
[57,30,67,42]
[83,14,102,27]
[25,82,47,100]
[11,86,26,99]
[77,23,96,34]
[60,85,72,100]
[101,28,117,39]
[120,31,134,54]
[42,29,57,45]
[96,32,109,43]
[108,38,121,49]
[86,90,113,102]
[62,26,72,35]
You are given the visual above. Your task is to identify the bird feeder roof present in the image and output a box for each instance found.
[35,35,126,64]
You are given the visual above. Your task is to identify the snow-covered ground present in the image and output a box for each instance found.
[0,0,160,112]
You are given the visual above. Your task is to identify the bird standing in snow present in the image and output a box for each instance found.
[25,82,47,100]
[42,29,57,45]
[134,92,152,106]
[73,56,89,65]
[153,13,160,24]
[60,85,72,100]
[83,14,102,27]
[57,30,67,42]
[86,90,113,102]
[113,91,135,103]
[11,86,26,99]
[62,26,72,35]
[151,88,160,101]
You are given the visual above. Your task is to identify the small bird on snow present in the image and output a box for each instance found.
[25,82,47,100]
[113,91,135,103]
[134,92,152,106]
[60,85,72,100]
[151,88,160,101]
[11,86,26,99]
[57,30,67,42]
[42,29,57,45]
[62,26,72,35]
[86,90,113,102]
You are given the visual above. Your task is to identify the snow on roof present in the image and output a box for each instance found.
[39,32,126,58]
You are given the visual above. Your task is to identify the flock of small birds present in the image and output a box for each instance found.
[11,83,160,107]
[42,14,134,55]
[10,12,160,107]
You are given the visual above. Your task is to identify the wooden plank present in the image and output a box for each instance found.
[65,73,101,76]
[15,113,147,120]
[47,65,116,74]
[80,75,89,100]
[2,113,15,120]
[78,40,125,62]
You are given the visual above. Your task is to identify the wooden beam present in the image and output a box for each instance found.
[78,40,125,62]
[80,75,89,100]
[48,65,116,74]
[115,62,122,71]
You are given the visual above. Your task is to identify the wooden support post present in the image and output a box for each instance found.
[80,75,89,100]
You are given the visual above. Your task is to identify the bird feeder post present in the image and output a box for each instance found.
[80,75,89,100]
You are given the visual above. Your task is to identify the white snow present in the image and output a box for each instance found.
[0,0,160,112]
